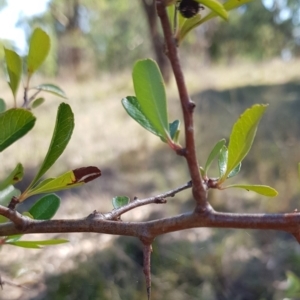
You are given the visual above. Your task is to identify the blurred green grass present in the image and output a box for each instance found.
[1,58,300,300]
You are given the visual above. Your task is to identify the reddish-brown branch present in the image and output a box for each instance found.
[155,0,207,210]
[1,209,300,243]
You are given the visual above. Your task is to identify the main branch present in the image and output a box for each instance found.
[156,0,207,211]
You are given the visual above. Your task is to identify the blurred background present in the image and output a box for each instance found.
[1,0,300,299]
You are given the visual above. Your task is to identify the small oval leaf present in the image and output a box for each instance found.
[132,59,170,140]
[27,28,50,76]
[4,48,22,99]
[33,84,67,99]
[222,104,267,180]
[112,196,130,209]
[204,138,226,174]
[31,97,45,109]
[29,194,61,220]
[224,184,278,197]
[169,120,180,141]
[0,108,36,152]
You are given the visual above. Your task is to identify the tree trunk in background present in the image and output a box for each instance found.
[52,0,86,78]
[141,0,171,83]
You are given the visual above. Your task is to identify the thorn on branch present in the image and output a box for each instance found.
[142,242,153,300]
[188,101,196,112]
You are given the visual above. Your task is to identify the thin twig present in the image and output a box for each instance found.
[102,181,192,220]
[156,0,208,210]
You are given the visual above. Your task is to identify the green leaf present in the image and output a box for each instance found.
[0,108,36,152]
[0,163,24,191]
[132,59,170,141]
[227,162,241,178]
[298,163,300,182]
[27,28,50,76]
[112,196,130,209]
[5,235,22,243]
[31,97,45,109]
[33,84,67,99]
[177,0,253,44]
[29,103,74,188]
[177,14,202,44]
[4,48,22,99]
[6,239,68,249]
[224,184,278,197]
[218,145,228,178]
[122,96,163,138]
[0,99,6,113]
[221,104,267,180]
[204,138,226,174]
[0,185,21,223]
[29,194,60,220]
[27,166,101,196]
[196,0,228,20]
[169,120,180,141]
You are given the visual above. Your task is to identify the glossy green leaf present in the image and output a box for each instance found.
[33,84,67,99]
[227,162,241,179]
[0,163,24,191]
[132,59,170,141]
[0,99,6,113]
[4,48,22,99]
[31,97,45,109]
[29,103,74,188]
[27,28,50,76]
[222,104,267,180]
[28,166,101,196]
[112,196,130,209]
[224,184,278,197]
[0,185,21,223]
[122,96,163,138]
[196,0,228,20]
[218,145,228,178]
[29,194,60,220]
[204,138,226,174]
[0,108,36,152]
[169,120,180,141]
[6,239,68,249]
